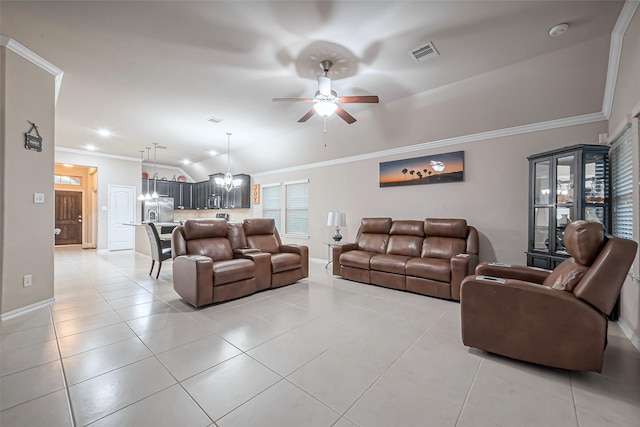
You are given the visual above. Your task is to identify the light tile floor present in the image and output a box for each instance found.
[1,247,639,426]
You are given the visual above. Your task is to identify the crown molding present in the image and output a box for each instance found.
[55,147,140,162]
[1,36,64,105]
[602,0,639,119]
[252,112,607,177]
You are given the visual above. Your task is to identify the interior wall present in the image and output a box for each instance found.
[252,121,608,264]
[1,46,56,315]
[54,151,141,250]
[609,6,640,347]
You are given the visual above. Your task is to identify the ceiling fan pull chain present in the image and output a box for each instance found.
[323,117,328,147]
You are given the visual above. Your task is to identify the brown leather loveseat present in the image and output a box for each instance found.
[172,218,308,307]
[333,217,479,301]
[460,220,637,372]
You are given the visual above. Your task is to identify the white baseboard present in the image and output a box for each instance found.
[310,257,327,264]
[618,318,640,352]
[1,298,56,320]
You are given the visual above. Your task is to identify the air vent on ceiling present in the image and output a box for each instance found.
[207,116,224,124]
[409,41,439,63]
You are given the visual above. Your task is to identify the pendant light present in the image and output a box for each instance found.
[144,147,152,200]
[151,142,159,199]
[214,132,242,192]
[137,150,145,201]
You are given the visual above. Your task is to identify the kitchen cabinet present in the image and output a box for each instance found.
[172,182,193,209]
[527,144,610,269]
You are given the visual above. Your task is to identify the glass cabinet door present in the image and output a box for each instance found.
[533,161,550,251]
[583,152,608,225]
[554,155,575,255]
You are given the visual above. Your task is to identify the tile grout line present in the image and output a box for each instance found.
[49,304,78,427]
[569,372,581,427]
[453,351,485,426]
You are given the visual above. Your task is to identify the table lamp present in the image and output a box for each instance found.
[327,211,347,242]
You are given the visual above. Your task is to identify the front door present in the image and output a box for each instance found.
[55,190,83,245]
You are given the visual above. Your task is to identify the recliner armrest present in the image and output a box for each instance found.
[475,262,551,284]
[450,253,480,301]
[238,251,271,290]
[173,255,214,307]
[234,248,261,256]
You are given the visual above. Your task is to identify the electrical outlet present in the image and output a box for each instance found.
[23,274,32,287]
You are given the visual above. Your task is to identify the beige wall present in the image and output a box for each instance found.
[252,121,608,264]
[1,47,56,315]
[609,7,640,347]
[54,151,142,250]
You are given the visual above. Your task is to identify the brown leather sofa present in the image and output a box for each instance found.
[333,218,479,301]
[460,220,638,372]
[171,218,308,307]
[241,218,309,288]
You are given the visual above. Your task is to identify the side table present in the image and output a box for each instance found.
[324,242,345,269]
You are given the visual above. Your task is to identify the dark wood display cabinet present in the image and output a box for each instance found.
[527,144,610,269]
[209,173,251,209]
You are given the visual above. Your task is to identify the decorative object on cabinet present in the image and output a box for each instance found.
[526,144,610,270]
[215,132,242,192]
[379,151,464,187]
[327,211,347,242]
[24,121,43,152]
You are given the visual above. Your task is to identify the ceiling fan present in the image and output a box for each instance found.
[273,60,379,124]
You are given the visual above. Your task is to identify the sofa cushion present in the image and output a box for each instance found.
[184,219,227,240]
[186,238,233,261]
[422,236,466,260]
[543,258,589,291]
[425,218,468,239]
[357,234,390,254]
[360,217,392,234]
[405,257,450,282]
[341,250,378,269]
[387,235,423,257]
[247,235,280,254]
[212,259,255,286]
[243,218,276,235]
[271,253,301,273]
[370,254,410,275]
[390,220,425,237]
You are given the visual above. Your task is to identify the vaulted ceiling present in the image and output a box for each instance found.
[1,1,625,179]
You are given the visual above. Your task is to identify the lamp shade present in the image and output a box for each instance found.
[327,211,346,227]
[314,101,338,117]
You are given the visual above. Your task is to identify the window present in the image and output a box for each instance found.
[610,124,633,240]
[262,184,281,229]
[261,179,309,237]
[54,175,81,186]
[285,180,309,236]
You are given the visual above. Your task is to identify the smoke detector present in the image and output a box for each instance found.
[549,23,569,37]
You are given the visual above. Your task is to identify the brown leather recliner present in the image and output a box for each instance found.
[171,219,269,307]
[242,218,309,288]
[460,220,638,372]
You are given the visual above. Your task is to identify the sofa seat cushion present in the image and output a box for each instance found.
[271,253,301,273]
[370,254,411,274]
[212,259,255,286]
[405,258,450,282]
[340,250,378,269]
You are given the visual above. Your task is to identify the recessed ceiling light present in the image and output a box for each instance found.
[182,159,191,165]
[63,164,74,167]
[549,23,569,37]
[209,150,218,156]
[86,144,97,151]
[97,128,111,137]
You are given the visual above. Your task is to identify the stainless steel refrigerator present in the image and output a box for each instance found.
[142,198,174,222]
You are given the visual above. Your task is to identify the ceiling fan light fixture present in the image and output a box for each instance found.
[314,101,338,117]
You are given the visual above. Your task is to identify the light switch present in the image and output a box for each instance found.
[34,193,45,204]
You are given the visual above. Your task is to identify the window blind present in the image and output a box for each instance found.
[611,124,633,240]
[262,185,282,231]
[285,181,309,235]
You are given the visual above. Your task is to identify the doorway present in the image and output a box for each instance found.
[108,185,136,251]
[54,164,98,248]
[55,190,83,245]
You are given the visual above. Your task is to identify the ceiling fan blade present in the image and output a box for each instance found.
[318,76,331,96]
[339,95,379,104]
[298,108,316,122]
[335,106,357,124]
[272,97,314,102]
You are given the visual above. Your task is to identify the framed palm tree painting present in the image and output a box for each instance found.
[379,151,464,187]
